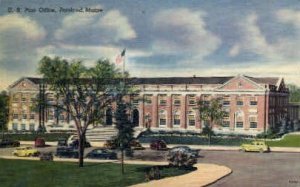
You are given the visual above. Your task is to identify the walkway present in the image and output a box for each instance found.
[130,163,232,187]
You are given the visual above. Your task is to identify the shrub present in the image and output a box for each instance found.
[144,166,161,181]
[167,151,197,168]
[256,129,281,139]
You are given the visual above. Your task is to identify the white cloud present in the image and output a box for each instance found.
[55,6,136,44]
[151,8,221,59]
[230,10,300,61]
[0,14,46,73]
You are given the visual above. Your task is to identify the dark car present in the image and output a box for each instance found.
[150,140,168,150]
[56,147,79,158]
[69,139,91,149]
[86,148,117,160]
[0,139,20,148]
[57,138,68,147]
[168,146,199,158]
[34,137,46,147]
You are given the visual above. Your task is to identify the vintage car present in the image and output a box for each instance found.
[57,138,68,147]
[150,140,168,150]
[0,139,20,148]
[168,146,199,158]
[12,146,40,157]
[130,139,145,150]
[240,141,270,153]
[56,147,79,158]
[86,148,117,160]
[34,137,46,147]
[69,139,91,149]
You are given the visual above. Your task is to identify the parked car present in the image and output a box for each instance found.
[130,139,145,150]
[104,139,118,150]
[150,140,168,150]
[0,139,20,148]
[39,152,53,161]
[69,139,91,149]
[168,146,199,158]
[86,148,117,160]
[56,147,79,158]
[12,146,40,157]
[34,137,46,147]
[240,141,270,153]
[57,138,68,147]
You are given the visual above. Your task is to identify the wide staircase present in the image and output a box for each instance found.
[84,126,118,142]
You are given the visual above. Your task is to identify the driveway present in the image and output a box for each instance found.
[199,150,300,187]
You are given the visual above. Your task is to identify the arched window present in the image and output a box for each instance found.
[188,110,196,126]
[235,110,244,128]
[173,110,180,126]
[159,110,167,127]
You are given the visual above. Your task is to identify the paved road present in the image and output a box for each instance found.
[199,150,300,187]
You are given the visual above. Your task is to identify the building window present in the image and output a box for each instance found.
[21,124,26,131]
[173,95,181,106]
[222,121,230,128]
[160,119,166,126]
[188,95,196,105]
[13,94,19,102]
[249,97,257,106]
[13,114,18,119]
[236,122,243,128]
[236,97,243,106]
[12,123,18,131]
[144,95,152,104]
[132,99,139,105]
[249,116,257,128]
[21,97,26,102]
[159,110,166,126]
[159,95,167,105]
[22,114,27,120]
[30,114,35,120]
[29,124,35,131]
[173,114,180,126]
[223,96,230,106]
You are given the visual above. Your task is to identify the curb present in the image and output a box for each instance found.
[203,169,233,187]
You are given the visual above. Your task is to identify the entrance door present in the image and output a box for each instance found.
[132,109,139,127]
[106,108,113,125]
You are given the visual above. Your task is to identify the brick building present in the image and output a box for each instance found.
[7,75,290,135]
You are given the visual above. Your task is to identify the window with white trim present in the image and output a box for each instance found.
[159,94,167,105]
[188,95,196,105]
[173,95,181,106]
[249,116,258,128]
[159,110,166,126]
[249,97,257,106]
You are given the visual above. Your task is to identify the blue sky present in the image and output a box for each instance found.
[0,0,299,89]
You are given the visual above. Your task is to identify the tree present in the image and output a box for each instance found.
[114,99,134,174]
[288,84,300,103]
[0,91,9,133]
[198,97,227,145]
[38,56,123,167]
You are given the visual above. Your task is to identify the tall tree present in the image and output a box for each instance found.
[198,97,227,145]
[0,91,9,132]
[288,84,300,103]
[38,56,124,167]
[114,98,134,174]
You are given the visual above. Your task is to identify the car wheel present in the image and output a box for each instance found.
[13,153,18,156]
[28,153,32,157]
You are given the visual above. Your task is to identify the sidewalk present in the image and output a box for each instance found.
[130,163,232,187]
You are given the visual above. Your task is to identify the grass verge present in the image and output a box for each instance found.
[267,135,300,147]
[0,159,192,187]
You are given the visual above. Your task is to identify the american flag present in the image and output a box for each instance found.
[115,49,126,64]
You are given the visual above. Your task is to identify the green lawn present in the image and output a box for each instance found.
[0,159,192,187]
[267,135,300,147]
